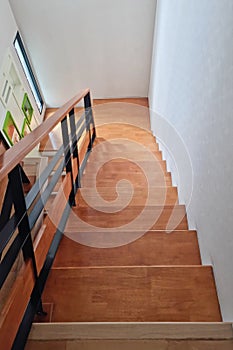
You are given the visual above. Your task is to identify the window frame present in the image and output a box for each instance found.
[13,32,44,114]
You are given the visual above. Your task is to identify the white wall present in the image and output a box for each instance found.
[149,0,233,321]
[0,0,45,129]
[9,0,156,107]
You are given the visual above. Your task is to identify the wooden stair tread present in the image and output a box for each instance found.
[95,128,154,137]
[95,124,155,137]
[81,173,172,187]
[90,140,162,159]
[84,170,169,176]
[94,137,158,143]
[77,187,178,206]
[85,159,167,172]
[53,231,201,267]
[83,166,169,176]
[65,205,188,231]
[88,155,164,162]
[93,144,159,153]
[93,97,149,107]
[86,160,167,173]
[42,266,222,322]
[89,150,163,160]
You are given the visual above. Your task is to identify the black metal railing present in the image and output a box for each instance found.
[0,89,96,350]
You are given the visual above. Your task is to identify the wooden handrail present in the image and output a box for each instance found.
[0,88,90,181]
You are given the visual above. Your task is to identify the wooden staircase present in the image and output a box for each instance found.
[26,99,231,349]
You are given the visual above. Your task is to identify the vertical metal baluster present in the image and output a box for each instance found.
[0,182,13,231]
[69,108,81,189]
[0,181,12,260]
[61,115,76,206]
[84,91,95,151]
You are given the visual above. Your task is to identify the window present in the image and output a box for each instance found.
[14,32,44,114]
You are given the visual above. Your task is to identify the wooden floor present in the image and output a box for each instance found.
[38,98,221,324]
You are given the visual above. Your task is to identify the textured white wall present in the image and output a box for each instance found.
[9,0,156,106]
[149,0,233,321]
